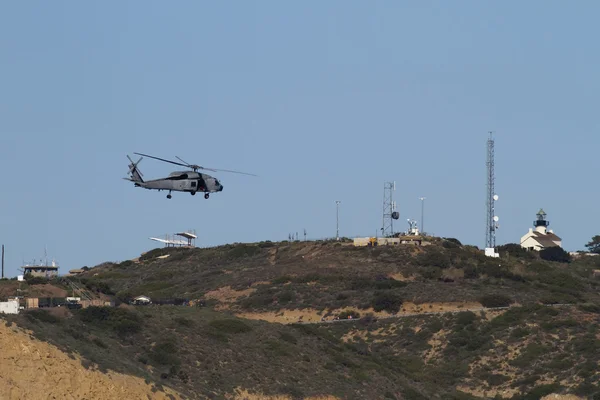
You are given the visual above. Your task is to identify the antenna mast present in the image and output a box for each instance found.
[1,245,4,279]
[486,132,499,250]
[382,181,399,237]
[335,201,341,241]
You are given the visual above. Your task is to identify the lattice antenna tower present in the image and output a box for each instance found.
[486,132,499,248]
[382,181,399,237]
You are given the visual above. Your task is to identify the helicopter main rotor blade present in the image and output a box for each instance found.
[203,167,257,176]
[175,156,191,166]
[173,156,217,172]
[134,152,256,176]
[134,152,189,168]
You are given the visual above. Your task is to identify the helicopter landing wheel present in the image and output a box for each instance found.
[204,193,209,199]
[167,192,172,199]
[191,191,196,196]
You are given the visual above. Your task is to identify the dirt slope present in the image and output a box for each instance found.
[0,321,181,400]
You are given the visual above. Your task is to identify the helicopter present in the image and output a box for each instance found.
[124,152,256,199]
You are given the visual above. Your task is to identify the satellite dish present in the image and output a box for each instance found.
[493,194,499,201]
[392,211,399,220]
[493,216,499,222]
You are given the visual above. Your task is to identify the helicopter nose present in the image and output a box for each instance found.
[218,184,223,191]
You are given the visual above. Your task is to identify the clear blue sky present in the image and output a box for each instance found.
[1,2,598,277]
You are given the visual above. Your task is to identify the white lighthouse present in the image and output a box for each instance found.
[520,209,562,251]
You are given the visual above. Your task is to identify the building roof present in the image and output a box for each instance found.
[543,232,562,241]
[527,231,562,247]
[175,232,197,239]
[149,237,189,246]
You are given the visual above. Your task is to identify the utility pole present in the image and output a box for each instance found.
[303,229,307,241]
[1,245,4,279]
[419,197,426,234]
[335,201,341,240]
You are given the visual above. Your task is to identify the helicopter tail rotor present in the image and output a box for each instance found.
[126,155,144,183]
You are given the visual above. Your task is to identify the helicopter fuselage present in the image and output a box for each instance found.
[137,172,222,193]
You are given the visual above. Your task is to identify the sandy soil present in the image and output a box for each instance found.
[0,321,181,400]
[387,272,416,281]
[205,286,257,311]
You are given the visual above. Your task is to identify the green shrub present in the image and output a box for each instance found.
[25,310,61,324]
[24,274,47,285]
[338,310,360,319]
[209,319,252,334]
[579,303,600,313]
[464,266,479,279]
[277,290,295,303]
[374,278,407,290]
[510,327,530,339]
[479,294,513,308]
[540,247,571,263]
[421,267,443,280]
[78,306,141,336]
[149,340,180,366]
[240,290,275,309]
[92,337,107,348]
[416,250,452,268]
[279,332,298,344]
[455,311,476,327]
[372,292,402,313]
[174,317,193,327]
[118,260,134,268]
[442,238,461,248]
[496,243,534,259]
[229,244,261,258]
[272,275,292,284]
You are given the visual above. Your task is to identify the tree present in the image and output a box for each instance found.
[586,235,600,254]
[539,246,571,263]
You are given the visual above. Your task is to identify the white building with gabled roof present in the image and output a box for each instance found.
[520,209,562,251]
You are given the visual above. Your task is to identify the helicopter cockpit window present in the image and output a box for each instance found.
[191,181,197,187]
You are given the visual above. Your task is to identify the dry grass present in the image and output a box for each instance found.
[388,272,416,282]
[423,329,448,363]
[205,286,257,304]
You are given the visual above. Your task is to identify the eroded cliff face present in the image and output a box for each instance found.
[0,321,181,400]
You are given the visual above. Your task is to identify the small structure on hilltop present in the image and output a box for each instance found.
[21,251,60,279]
[406,219,420,236]
[132,295,151,305]
[520,209,562,251]
[67,268,85,276]
[149,229,197,248]
[0,298,20,314]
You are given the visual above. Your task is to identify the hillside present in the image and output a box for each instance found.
[0,317,181,400]
[80,239,600,314]
[4,239,600,399]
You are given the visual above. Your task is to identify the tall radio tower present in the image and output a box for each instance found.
[382,181,399,237]
[486,132,499,252]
